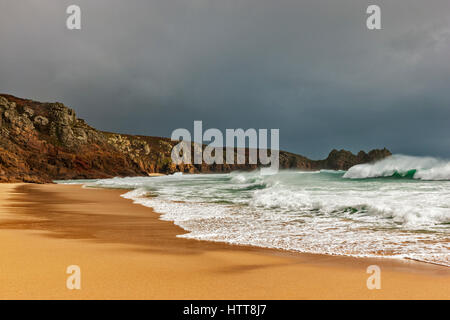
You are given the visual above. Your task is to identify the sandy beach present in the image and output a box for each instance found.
[0,183,448,300]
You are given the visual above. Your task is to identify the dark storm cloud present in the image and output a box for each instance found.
[1,0,450,158]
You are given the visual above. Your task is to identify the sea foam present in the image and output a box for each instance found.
[60,163,450,266]
[344,155,450,180]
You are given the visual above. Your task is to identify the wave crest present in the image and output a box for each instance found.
[343,155,450,181]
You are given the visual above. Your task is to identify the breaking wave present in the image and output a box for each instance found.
[57,158,450,266]
[344,155,450,181]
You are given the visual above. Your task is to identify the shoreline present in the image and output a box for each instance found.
[91,182,449,269]
[20,182,450,271]
[0,183,448,299]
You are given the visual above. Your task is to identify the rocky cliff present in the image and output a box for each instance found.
[0,94,392,183]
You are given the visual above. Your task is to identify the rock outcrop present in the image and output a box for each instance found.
[313,148,392,171]
[0,94,392,183]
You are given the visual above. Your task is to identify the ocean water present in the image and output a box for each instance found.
[58,155,450,266]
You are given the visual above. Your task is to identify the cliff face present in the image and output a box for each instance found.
[0,94,391,183]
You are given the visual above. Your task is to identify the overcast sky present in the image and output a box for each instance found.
[1,0,449,159]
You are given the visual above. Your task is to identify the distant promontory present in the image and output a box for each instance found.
[0,94,391,183]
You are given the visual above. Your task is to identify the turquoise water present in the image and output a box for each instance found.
[58,155,450,266]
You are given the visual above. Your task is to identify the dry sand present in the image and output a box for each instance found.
[0,183,448,299]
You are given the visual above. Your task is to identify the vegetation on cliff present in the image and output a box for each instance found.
[0,94,391,183]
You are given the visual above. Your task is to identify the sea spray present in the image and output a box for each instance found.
[344,155,450,180]
[58,162,450,266]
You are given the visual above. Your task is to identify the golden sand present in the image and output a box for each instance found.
[0,183,448,299]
